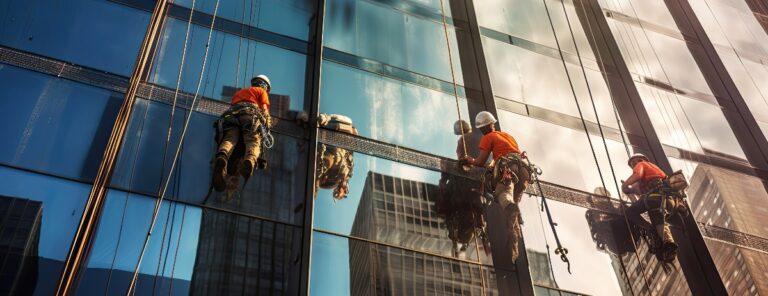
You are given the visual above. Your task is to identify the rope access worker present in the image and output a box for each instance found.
[212,75,273,192]
[622,153,678,262]
[459,111,531,262]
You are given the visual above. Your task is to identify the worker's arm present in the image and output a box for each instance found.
[461,149,491,167]
[622,166,643,194]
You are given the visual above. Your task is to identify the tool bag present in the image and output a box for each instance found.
[668,170,688,191]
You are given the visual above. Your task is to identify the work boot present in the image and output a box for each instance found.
[505,204,522,262]
[212,152,228,192]
[240,156,256,179]
[656,224,678,262]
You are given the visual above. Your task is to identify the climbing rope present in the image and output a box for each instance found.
[436,1,487,294]
[437,0,469,159]
[529,165,572,274]
[567,0,654,291]
[126,0,221,294]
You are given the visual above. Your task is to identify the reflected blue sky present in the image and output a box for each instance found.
[310,232,352,296]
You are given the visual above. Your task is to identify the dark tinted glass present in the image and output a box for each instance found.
[0,166,89,296]
[111,98,307,224]
[0,66,121,181]
[310,232,498,296]
[149,18,307,111]
[78,191,302,295]
[0,0,149,75]
[173,0,315,41]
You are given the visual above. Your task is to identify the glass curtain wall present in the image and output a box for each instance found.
[597,0,768,294]
[0,1,150,294]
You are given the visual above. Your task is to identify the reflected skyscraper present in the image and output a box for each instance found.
[0,195,42,296]
[349,172,495,295]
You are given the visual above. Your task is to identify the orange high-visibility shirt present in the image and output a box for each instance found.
[633,161,666,184]
[231,87,270,110]
[478,131,521,161]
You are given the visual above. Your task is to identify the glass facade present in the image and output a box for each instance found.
[1,0,768,295]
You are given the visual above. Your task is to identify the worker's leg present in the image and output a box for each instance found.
[496,182,521,262]
[213,127,240,192]
[647,196,677,261]
[239,114,262,178]
[625,197,653,230]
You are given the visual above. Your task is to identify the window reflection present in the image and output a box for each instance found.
[150,18,307,110]
[636,83,746,159]
[669,159,768,238]
[173,0,315,41]
[497,111,607,194]
[482,37,580,117]
[702,240,768,296]
[0,66,121,181]
[0,166,89,296]
[324,0,464,84]
[310,232,498,296]
[0,0,149,75]
[320,61,468,158]
[313,151,489,261]
[78,191,301,295]
[111,98,307,224]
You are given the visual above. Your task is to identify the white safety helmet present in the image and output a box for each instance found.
[251,74,271,91]
[474,111,497,128]
[627,153,649,167]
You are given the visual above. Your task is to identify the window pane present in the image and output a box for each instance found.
[111,98,306,224]
[0,0,149,75]
[482,37,581,117]
[173,0,315,41]
[0,66,121,181]
[0,166,89,296]
[78,191,301,295]
[150,18,307,111]
[669,159,768,238]
[320,61,468,158]
[475,0,556,48]
[324,0,464,84]
[637,83,746,159]
[702,240,768,295]
[313,151,487,262]
[521,196,692,295]
[497,111,605,194]
[310,232,498,296]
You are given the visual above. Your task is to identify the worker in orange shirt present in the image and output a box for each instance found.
[460,111,531,262]
[622,153,677,262]
[212,75,272,192]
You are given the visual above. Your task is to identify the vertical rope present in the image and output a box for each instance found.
[436,1,487,294]
[571,0,654,293]
[126,0,221,294]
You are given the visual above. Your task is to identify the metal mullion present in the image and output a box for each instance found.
[298,0,325,294]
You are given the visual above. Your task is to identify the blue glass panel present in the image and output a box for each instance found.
[320,61,469,158]
[0,66,122,181]
[149,18,307,110]
[0,166,89,296]
[111,98,307,224]
[0,0,150,75]
[324,0,464,84]
[310,232,497,296]
[173,0,315,41]
[78,190,301,295]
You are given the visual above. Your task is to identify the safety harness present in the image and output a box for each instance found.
[636,171,689,268]
[479,152,572,273]
[214,102,274,150]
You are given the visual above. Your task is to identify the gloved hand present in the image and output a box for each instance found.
[459,157,473,167]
